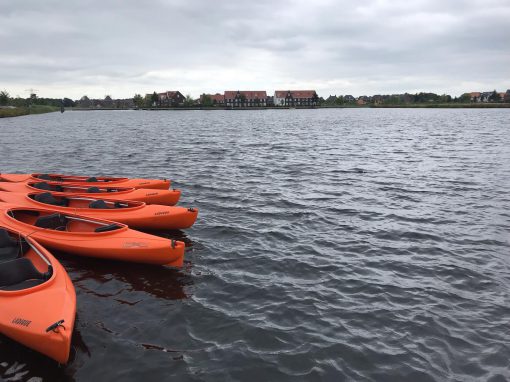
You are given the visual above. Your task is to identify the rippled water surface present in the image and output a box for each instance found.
[0,108,509,381]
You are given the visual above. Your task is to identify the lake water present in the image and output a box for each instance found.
[0,108,509,381]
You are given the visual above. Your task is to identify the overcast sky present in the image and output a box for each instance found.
[1,0,509,99]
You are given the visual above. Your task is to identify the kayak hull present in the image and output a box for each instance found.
[0,233,76,363]
[30,231,185,267]
[0,173,171,190]
[0,192,198,230]
[0,182,181,206]
[0,204,185,267]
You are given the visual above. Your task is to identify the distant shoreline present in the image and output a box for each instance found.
[70,103,510,111]
[2,104,508,118]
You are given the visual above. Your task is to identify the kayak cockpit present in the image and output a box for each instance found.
[31,181,64,192]
[29,181,129,194]
[0,228,53,291]
[6,209,125,233]
[34,173,126,183]
[28,192,140,209]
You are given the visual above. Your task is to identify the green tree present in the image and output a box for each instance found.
[183,94,195,107]
[324,96,336,105]
[458,93,471,103]
[11,96,27,107]
[0,90,9,105]
[144,94,152,107]
[201,94,213,107]
[103,95,113,108]
[150,91,159,107]
[79,95,91,108]
[489,90,500,102]
[133,94,144,108]
[62,98,75,107]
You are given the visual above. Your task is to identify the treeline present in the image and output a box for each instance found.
[0,90,75,107]
[2,89,509,110]
[322,90,510,106]
[76,93,195,109]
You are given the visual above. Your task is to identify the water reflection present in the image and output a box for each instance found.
[62,256,193,301]
[0,334,75,381]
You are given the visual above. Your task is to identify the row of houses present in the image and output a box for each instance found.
[152,90,319,107]
[79,88,510,109]
[469,90,509,103]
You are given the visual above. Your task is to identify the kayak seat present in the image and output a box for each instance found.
[0,229,18,247]
[33,182,65,192]
[32,182,52,191]
[35,213,68,230]
[95,223,121,233]
[38,174,63,182]
[86,177,98,182]
[0,229,20,261]
[0,258,49,290]
[89,200,111,209]
[33,192,69,207]
[1,279,45,291]
[87,186,101,193]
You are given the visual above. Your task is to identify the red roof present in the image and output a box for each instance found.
[200,93,224,103]
[158,91,181,99]
[275,90,317,98]
[211,93,224,102]
[224,91,267,99]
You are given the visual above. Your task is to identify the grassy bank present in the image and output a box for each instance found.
[0,105,59,118]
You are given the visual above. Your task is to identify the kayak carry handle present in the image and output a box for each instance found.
[171,240,176,249]
[46,319,65,333]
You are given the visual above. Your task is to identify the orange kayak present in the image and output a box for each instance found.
[0,203,185,267]
[0,226,76,363]
[0,191,197,230]
[0,181,181,206]
[0,173,170,190]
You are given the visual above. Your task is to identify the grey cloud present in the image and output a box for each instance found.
[0,0,508,98]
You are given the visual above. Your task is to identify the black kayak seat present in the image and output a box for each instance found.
[0,229,20,261]
[0,229,17,247]
[32,182,52,191]
[0,258,50,290]
[38,174,63,181]
[1,279,45,291]
[87,186,101,193]
[89,199,111,209]
[33,182,64,192]
[33,192,68,207]
[0,246,19,260]
[95,223,121,233]
[35,213,68,230]
[86,177,98,182]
